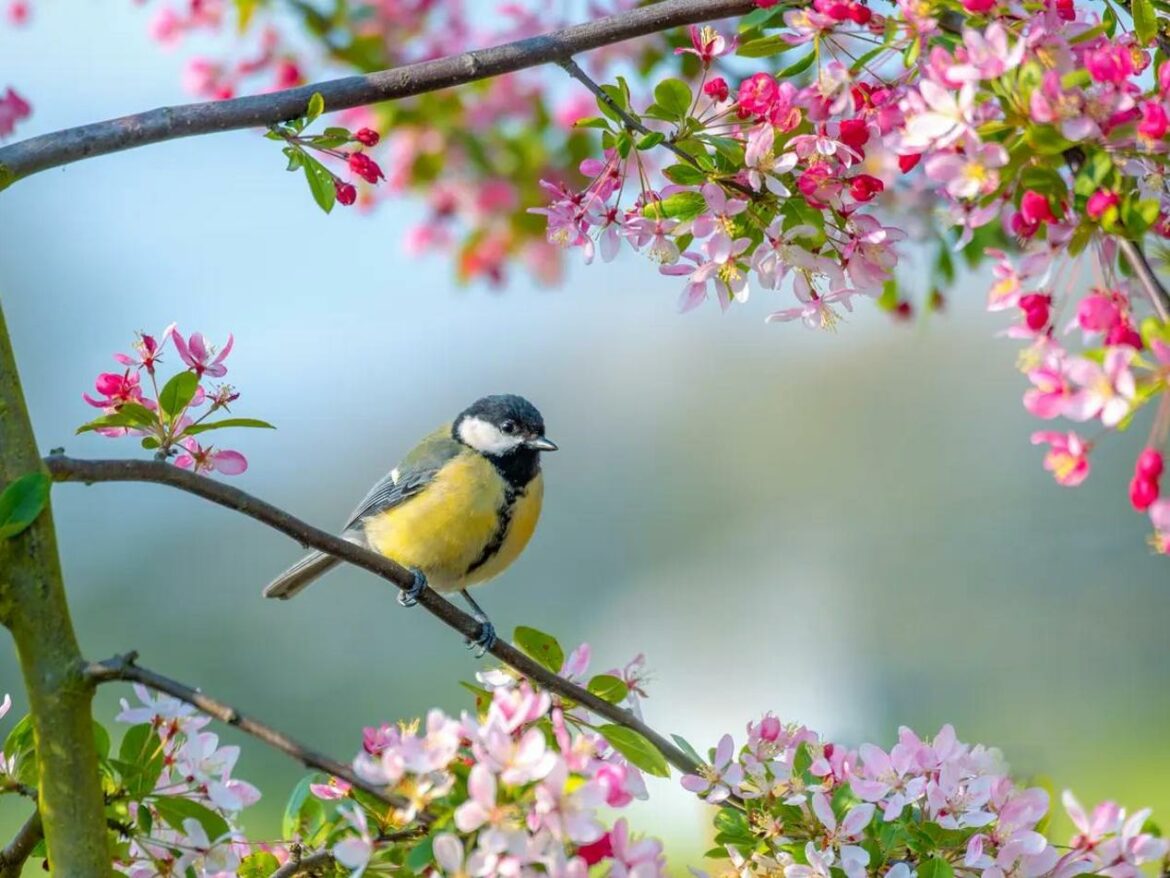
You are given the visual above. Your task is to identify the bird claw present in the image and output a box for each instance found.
[465,616,497,657]
[397,568,427,608]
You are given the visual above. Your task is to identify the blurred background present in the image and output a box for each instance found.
[2,3,1169,869]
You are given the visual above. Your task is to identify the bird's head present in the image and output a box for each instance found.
[454,395,557,457]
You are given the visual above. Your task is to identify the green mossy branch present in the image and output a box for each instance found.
[0,299,110,874]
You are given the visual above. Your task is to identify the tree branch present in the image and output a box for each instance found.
[0,810,43,878]
[271,846,335,878]
[84,651,428,819]
[1117,237,1170,324]
[0,304,111,872]
[46,456,704,776]
[0,0,755,187]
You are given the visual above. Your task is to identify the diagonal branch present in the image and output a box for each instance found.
[47,456,704,776]
[0,810,43,878]
[0,0,755,187]
[271,846,335,878]
[84,651,429,820]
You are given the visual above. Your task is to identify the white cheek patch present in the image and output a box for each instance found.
[458,416,525,455]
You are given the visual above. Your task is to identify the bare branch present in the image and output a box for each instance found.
[271,845,335,878]
[0,811,43,878]
[47,455,703,776]
[84,650,429,820]
[0,0,755,186]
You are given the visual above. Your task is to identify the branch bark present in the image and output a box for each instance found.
[0,0,755,187]
[0,303,111,872]
[0,810,43,878]
[84,651,426,818]
[270,846,335,878]
[46,456,704,776]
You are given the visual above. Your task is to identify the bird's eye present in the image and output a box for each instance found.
[500,420,517,434]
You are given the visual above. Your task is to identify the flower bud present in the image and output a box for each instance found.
[355,127,380,147]
[335,180,357,205]
[1137,448,1165,480]
[1130,476,1160,512]
[704,77,730,102]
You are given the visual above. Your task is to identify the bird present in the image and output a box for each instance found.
[262,394,556,653]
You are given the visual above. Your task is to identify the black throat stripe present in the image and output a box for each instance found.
[464,478,529,577]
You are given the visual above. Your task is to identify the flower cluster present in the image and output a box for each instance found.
[265,93,385,211]
[0,689,261,876]
[685,715,1168,878]
[78,324,272,475]
[279,639,667,878]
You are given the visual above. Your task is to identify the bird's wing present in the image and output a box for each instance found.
[343,425,463,531]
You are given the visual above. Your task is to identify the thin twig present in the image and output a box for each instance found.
[0,0,755,186]
[556,57,756,197]
[47,455,703,776]
[84,650,430,821]
[271,846,335,878]
[1117,237,1170,323]
[0,810,43,878]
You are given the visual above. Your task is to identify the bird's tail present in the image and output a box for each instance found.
[263,551,341,600]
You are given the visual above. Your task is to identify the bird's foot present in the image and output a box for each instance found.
[397,568,427,608]
[465,615,497,658]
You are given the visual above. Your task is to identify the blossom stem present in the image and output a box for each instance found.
[46,456,706,777]
[83,651,428,818]
[0,0,757,187]
[556,56,756,198]
[270,847,335,877]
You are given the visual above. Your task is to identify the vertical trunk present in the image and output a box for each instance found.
[0,299,109,873]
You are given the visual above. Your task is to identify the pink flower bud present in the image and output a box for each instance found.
[1076,292,1121,331]
[1130,476,1160,512]
[704,77,730,102]
[849,174,884,202]
[737,73,778,117]
[1105,321,1143,349]
[355,127,380,147]
[335,180,357,205]
[347,152,385,185]
[1138,101,1168,141]
[1137,449,1165,480]
[1020,190,1057,224]
[1086,190,1120,221]
[962,0,996,12]
[849,4,873,23]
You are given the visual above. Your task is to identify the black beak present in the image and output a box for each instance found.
[526,436,558,452]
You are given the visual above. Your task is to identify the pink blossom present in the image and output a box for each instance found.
[1064,348,1136,427]
[0,87,31,138]
[174,438,248,476]
[1023,361,1074,419]
[924,140,1007,199]
[897,80,976,151]
[675,25,734,65]
[173,330,233,378]
[1031,431,1092,486]
[609,818,667,878]
[680,734,743,803]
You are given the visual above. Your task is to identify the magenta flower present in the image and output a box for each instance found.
[83,371,145,410]
[1031,431,1092,487]
[174,437,248,476]
[674,25,734,65]
[1023,361,1073,419]
[173,329,234,378]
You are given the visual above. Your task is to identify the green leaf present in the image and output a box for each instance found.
[653,78,693,118]
[596,724,670,777]
[406,837,435,874]
[0,164,13,193]
[182,417,276,436]
[739,5,783,28]
[662,163,707,186]
[238,852,281,878]
[302,156,337,214]
[737,35,793,57]
[76,402,158,435]
[642,190,708,222]
[460,680,493,714]
[116,723,165,798]
[153,795,231,842]
[513,626,564,673]
[586,674,629,703]
[779,53,816,78]
[793,741,814,777]
[306,91,326,123]
[1122,194,1160,236]
[158,371,200,418]
[573,116,612,130]
[282,775,327,840]
[1025,124,1076,155]
[1134,0,1157,43]
[637,132,666,150]
[92,721,110,759]
[919,857,955,878]
[670,733,705,765]
[0,472,50,540]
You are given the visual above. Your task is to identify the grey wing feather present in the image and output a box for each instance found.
[342,428,465,531]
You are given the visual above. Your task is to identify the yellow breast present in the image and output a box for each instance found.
[361,453,544,593]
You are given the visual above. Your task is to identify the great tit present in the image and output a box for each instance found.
[263,394,556,651]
